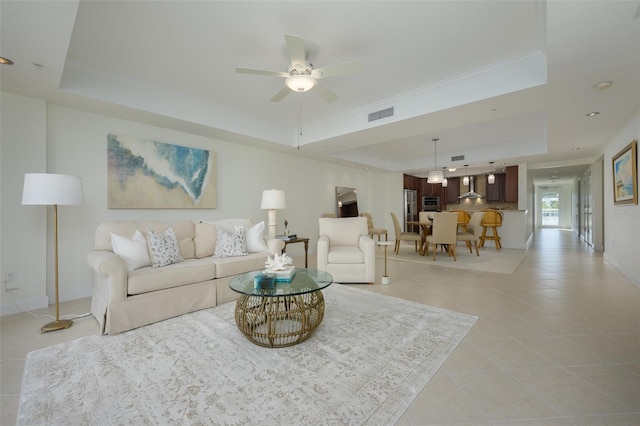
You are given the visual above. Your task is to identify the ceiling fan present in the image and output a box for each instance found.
[235,34,362,103]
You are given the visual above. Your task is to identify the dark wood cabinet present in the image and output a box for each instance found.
[505,166,518,202]
[445,177,460,205]
[486,173,505,202]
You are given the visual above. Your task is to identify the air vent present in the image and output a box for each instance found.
[368,107,394,122]
[451,155,465,162]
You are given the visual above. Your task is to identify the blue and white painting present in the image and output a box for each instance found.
[108,134,216,209]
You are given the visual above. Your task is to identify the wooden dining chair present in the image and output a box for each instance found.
[390,212,421,254]
[456,211,485,256]
[424,212,458,261]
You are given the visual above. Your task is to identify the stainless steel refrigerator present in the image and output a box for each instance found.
[403,189,417,232]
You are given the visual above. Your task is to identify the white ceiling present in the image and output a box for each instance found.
[2,1,639,185]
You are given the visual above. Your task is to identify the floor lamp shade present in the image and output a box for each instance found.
[260,189,286,237]
[22,173,84,206]
[22,173,84,333]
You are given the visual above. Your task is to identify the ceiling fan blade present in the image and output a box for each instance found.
[236,67,288,77]
[270,86,291,102]
[313,84,339,103]
[312,60,362,79]
[284,34,306,66]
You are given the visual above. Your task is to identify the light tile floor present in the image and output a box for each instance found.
[1,228,638,425]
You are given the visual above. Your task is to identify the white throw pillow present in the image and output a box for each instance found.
[213,225,248,258]
[246,221,268,253]
[147,228,184,268]
[110,230,151,271]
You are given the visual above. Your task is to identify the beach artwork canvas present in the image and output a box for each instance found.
[108,134,216,209]
[611,140,637,206]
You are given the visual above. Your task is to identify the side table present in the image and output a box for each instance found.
[281,237,309,268]
[378,241,394,285]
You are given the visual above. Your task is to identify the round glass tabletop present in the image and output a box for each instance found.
[229,268,333,297]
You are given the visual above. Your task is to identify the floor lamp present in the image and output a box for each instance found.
[260,189,286,238]
[22,173,84,333]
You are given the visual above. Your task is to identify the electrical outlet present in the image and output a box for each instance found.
[7,272,16,282]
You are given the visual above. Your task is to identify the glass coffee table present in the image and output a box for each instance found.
[229,268,333,348]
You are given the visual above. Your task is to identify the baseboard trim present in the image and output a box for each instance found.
[0,295,49,316]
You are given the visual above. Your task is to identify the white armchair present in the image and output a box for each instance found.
[317,217,375,284]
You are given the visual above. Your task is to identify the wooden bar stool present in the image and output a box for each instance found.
[479,209,502,249]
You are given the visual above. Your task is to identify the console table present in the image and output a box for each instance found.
[281,237,309,268]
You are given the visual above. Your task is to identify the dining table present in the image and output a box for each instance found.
[406,220,432,255]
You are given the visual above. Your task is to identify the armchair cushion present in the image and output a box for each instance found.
[327,246,365,264]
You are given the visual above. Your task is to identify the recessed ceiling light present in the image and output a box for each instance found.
[593,81,613,90]
[586,111,600,117]
[572,147,581,151]
[0,57,14,65]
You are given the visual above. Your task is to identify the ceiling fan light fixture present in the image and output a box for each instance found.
[285,75,316,92]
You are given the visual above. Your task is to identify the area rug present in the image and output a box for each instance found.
[18,285,477,426]
[378,243,527,274]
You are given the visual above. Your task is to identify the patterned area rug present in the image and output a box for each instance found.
[379,243,527,274]
[18,285,477,425]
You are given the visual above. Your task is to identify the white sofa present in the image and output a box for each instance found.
[317,217,375,284]
[87,218,284,335]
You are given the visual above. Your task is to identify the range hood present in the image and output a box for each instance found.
[459,176,484,199]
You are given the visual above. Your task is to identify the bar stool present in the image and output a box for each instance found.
[479,209,502,249]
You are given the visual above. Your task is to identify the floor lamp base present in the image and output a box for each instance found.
[41,319,73,333]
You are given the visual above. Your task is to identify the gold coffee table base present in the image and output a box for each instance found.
[234,291,325,348]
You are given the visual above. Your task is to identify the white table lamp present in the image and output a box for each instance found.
[260,189,286,237]
[22,173,84,333]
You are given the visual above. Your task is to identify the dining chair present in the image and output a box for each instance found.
[424,212,458,261]
[360,212,388,241]
[479,209,502,249]
[449,209,471,232]
[456,211,485,256]
[390,212,421,254]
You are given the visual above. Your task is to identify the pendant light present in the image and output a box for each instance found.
[441,167,448,188]
[488,161,495,184]
[427,138,444,184]
[463,165,470,186]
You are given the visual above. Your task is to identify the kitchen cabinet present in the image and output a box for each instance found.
[486,173,506,202]
[486,166,518,203]
[445,177,460,205]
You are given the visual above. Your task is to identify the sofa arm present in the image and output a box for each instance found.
[359,235,376,281]
[317,235,330,272]
[266,238,285,255]
[86,250,128,303]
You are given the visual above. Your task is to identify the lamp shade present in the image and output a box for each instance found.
[427,170,444,184]
[260,189,286,210]
[22,173,84,205]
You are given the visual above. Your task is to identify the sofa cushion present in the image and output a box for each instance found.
[141,221,195,259]
[148,228,184,268]
[127,259,216,295]
[110,230,151,271]
[327,246,364,264]
[246,221,269,252]
[212,252,267,278]
[213,225,248,258]
[194,222,217,258]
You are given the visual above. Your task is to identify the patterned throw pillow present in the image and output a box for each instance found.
[213,225,248,258]
[147,228,184,268]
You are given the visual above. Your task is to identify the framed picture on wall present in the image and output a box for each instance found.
[612,140,637,205]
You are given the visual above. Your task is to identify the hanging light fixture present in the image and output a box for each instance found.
[441,167,448,187]
[487,161,495,184]
[427,138,444,184]
[463,164,470,186]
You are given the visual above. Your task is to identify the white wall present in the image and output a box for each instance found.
[1,93,402,314]
[603,110,640,287]
[0,93,49,312]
